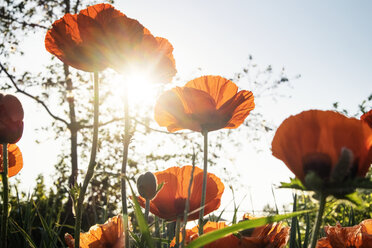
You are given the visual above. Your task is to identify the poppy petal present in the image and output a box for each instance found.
[272,110,372,182]
[65,215,124,248]
[155,88,217,132]
[219,90,255,129]
[361,110,372,128]
[155,76,254,132]
[138,166,224,221]
[185,76,238,108]
[171,222,240,248]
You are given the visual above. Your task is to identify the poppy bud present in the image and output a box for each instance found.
[0,94,24,144]
[137,171,157,200]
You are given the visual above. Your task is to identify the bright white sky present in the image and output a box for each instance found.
[7,0,372,219]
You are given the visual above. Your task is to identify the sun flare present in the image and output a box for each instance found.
[108,70,163,114]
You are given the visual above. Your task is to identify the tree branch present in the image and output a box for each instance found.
[0,62,70,126]
[79,117,124,129]
[79,116,188,135]
[0,14,49,29]
[74,0,81,14]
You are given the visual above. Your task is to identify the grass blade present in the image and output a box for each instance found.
[9,218,37,248]
[186,209,314,248]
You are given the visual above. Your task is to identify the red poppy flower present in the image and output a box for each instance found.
[137,165,224,221]
[170,222,240,248]
[45,4,145,72]
[155,75,255,132]
[272,110,372,185]
[239,222,290,248]
[65,215,124,248]
[361,110,372,129]
[0,94,24,144]
[316,219,372,248]
[0,144,23,177]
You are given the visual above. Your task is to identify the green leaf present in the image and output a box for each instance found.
[342,192,363,206]
[156,182,164,193]
[127,178,155,248]
[279,178,306,190]
[186,209,314,248]
[352,178,372,189]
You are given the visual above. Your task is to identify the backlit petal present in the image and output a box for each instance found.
[185,75,238,108]
[272,110,372,182]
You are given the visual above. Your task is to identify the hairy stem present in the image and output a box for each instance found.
[155,216,161,248]
[1,143,8,248]
[74,72,100,248]
[308,193,327,248]
[121,80,131,248]
[198,130,208,236]
[145,199,150,222]
[182,151,196,248]
[175,216,181,247]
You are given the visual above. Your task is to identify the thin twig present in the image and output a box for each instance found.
[0,14,49,29]
[132,118,189,135]
[79,117,123,129]
[0,62,69,126]
[74,0,80,13]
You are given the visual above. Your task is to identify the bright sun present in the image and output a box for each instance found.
[108,70,162,114]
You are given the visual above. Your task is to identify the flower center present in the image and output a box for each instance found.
[302,153,332,180]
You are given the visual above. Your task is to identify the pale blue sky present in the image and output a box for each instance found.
[10,0,372,216]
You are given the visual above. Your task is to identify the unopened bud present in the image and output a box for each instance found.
[137,171,157,200]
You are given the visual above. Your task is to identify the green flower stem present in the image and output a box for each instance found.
[1,143,8,248]
[74,71,100,248]
[145,198,150,222]
[155,216,161,248]
[182,151,196,248]
[175,216,181,247]
[198,130,208,236]
[308,192,327,248]
[121,79,131,248]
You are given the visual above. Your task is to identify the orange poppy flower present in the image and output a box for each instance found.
[170,222,240,248]
[65,215,124,248]
[137,166,224,221]
[155,75,255,132]
[271,110,372,185]
[316,219,372,248]
[239,222,290,248]
[0,144,23,177]
[361,109,372,128]
[45,4,145,72]
[0,94,24,144]
[239,213,290,248]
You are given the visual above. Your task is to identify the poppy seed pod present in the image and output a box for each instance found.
[137,171,157,200]
[0,94,24,144]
